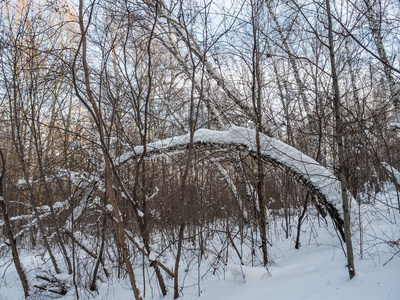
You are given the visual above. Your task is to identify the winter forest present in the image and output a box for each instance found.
[0,0,399,299]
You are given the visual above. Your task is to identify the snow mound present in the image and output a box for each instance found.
[227,264,270,282]
[54,273,73,285]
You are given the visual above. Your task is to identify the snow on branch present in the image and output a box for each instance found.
[118,126,351,220]
[382,162,400,186]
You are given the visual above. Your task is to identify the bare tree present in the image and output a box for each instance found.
[72,0,142,298]
[326,0,356,279]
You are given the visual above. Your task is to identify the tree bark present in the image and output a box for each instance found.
[326,0,356,279]
[174,223,185,299]
[0,149,30,298]
[251,0,268,266]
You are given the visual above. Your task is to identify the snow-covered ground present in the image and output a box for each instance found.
[1,184,399,300]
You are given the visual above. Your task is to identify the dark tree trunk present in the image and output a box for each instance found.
[0,150,30,298]
[326,0,356,279]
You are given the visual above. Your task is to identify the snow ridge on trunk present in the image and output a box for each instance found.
[119,126,354,221]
